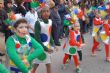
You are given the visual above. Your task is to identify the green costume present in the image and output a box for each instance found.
[34,18,55,64]
[6,34,45,73]
[35,19,54,52]
[0,63,10,73]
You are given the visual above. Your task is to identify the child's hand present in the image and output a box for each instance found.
[80,44,86,47]
[48,48,53,54]
[78,44,85,49]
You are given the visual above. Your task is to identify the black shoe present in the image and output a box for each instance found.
[55,42,61,46]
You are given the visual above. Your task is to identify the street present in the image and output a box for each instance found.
[36,32,110,73]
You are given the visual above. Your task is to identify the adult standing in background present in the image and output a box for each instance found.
[50,4,61,46]
[58,0,68,39]
[0,0,12,41]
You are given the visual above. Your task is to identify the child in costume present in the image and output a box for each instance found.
[0,63,10,73]
[6,18,46,73]
[91,10,110,61]
[31,5,55,73]
[91,11,103,56]
[100,13,110,62]
[0,32,10,73]
[62,20,84,73]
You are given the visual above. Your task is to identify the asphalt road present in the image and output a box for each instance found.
[36,33,110,73]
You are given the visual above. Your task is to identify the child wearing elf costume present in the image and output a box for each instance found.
[62,20,84,73]
[6,18,46,73]
[31,5,55,73]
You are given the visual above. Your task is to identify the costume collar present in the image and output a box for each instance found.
[12,34,32,49]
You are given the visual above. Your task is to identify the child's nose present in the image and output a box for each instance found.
[23,27,28,31]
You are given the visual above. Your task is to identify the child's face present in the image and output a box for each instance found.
[68,1,72,7]
[15,23,28,38]
[41,10,50,19]
[74,22,80,31]
[74,26,80,31]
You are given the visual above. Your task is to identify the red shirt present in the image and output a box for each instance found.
[103,19,110,36]
[69,30,82,47]
[93,17,103,26]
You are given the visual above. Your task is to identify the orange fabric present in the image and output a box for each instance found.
[108,19,110,24]
[63,54,79,68]
[103,23,110,36]
[73,55,79,67]
[69,30,80,47]
[77,11,84,19]
[92,38,100,54]
[105,44,109,58]
[63,53,69,64]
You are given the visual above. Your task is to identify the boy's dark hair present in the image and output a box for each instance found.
[14,19,28,28]
[27,3,32,11]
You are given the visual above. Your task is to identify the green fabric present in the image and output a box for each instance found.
[37,52,47,61]
[0,64,10,73]
[69,47,76,54]
[3,18,12,25]
[6,34,44,73]
[34,20,48,51]
[91,6,97,10]
[27,37,45,62]
[63,20,71,26]
[34,19,55,51]
[30,2,39,8]
[50,36,55,47]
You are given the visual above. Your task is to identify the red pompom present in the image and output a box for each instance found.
[15,43,20,49]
